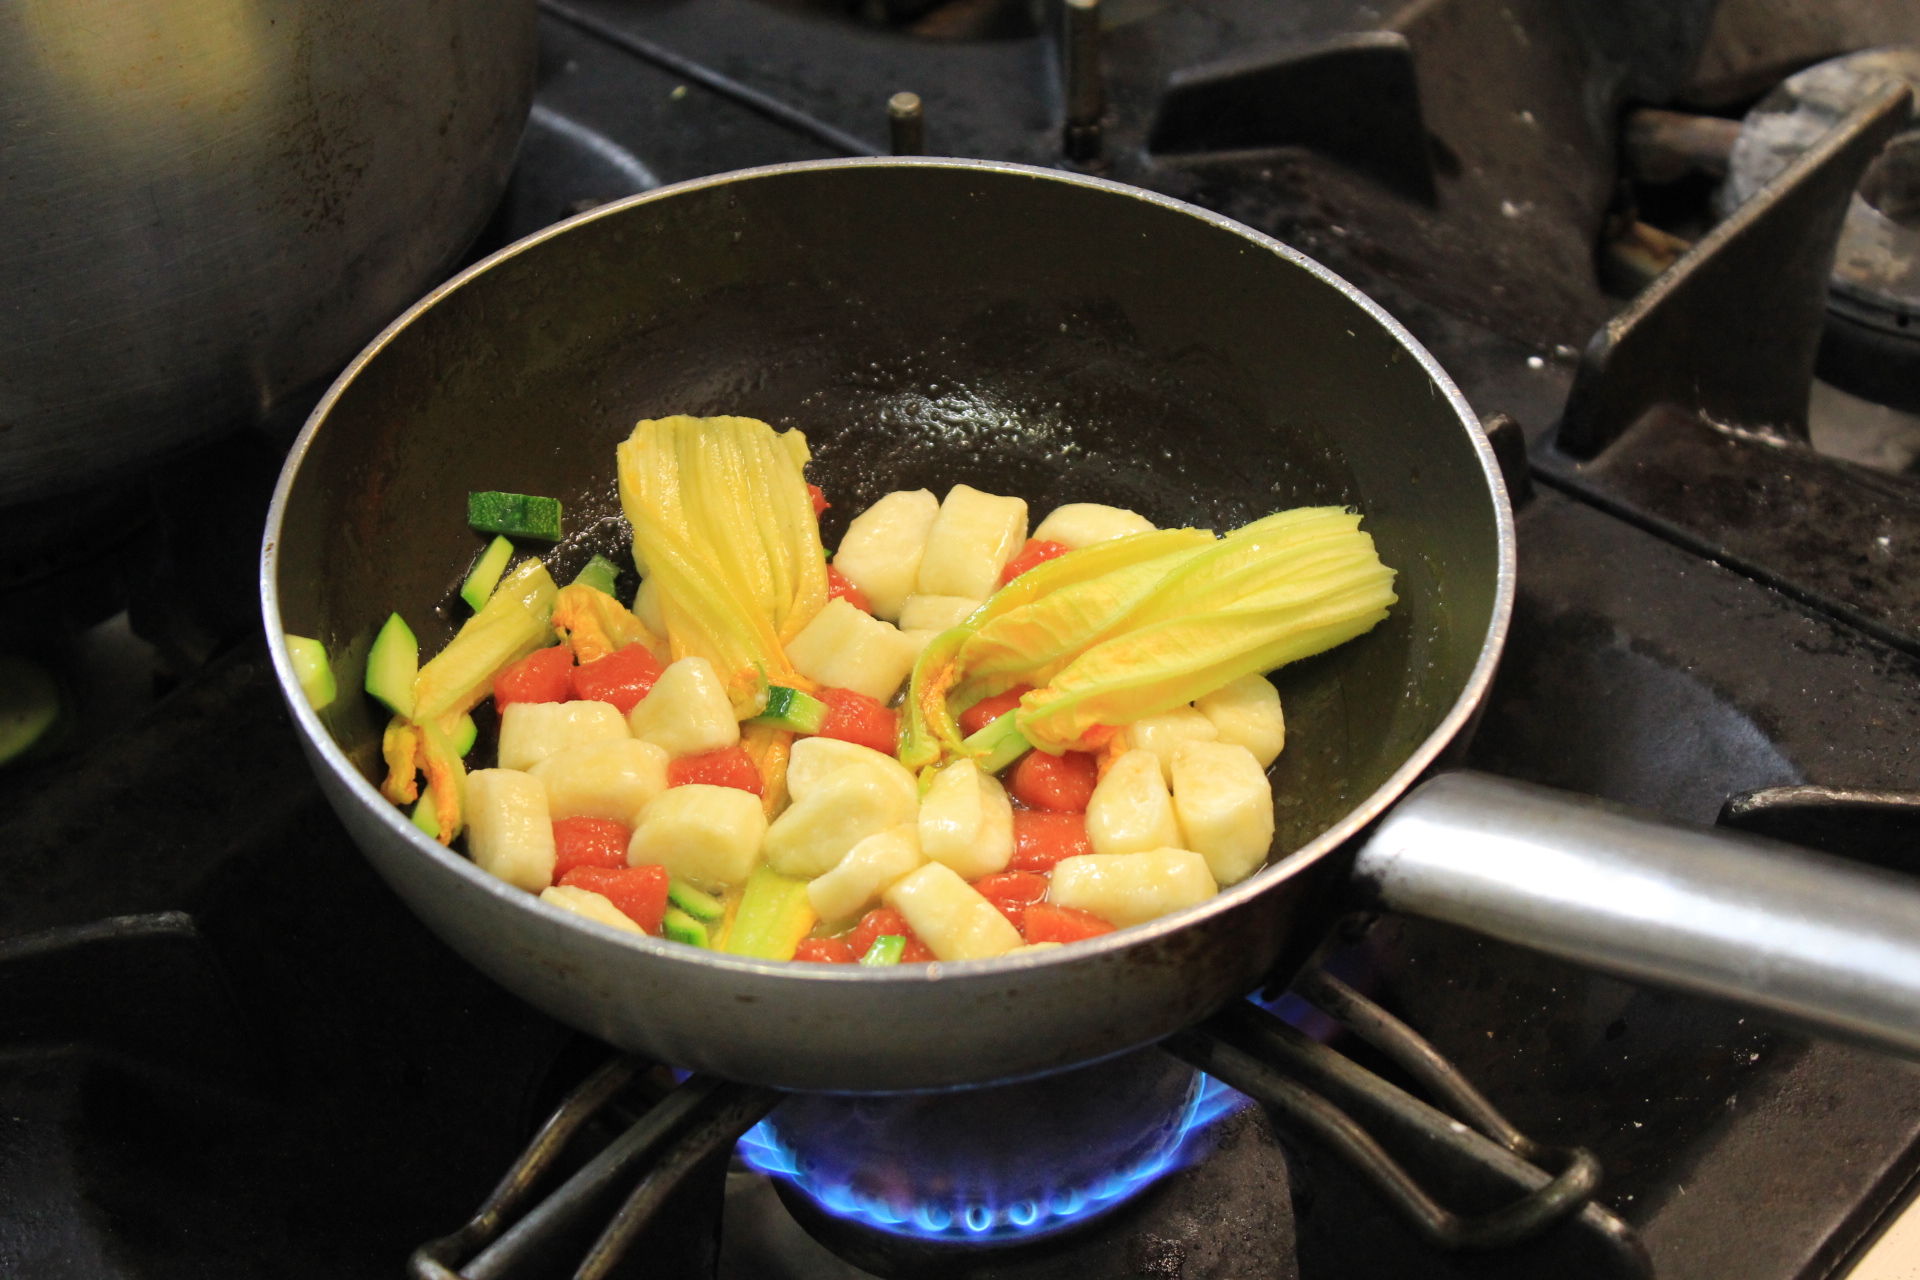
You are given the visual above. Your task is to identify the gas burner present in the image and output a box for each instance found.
[739,1050,1231,1247]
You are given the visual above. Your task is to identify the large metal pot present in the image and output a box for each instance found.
[263,159,1920,1093]
[0,0,536,506]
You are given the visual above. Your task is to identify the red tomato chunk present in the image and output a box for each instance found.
[816,687,898,755]
[568,644,662,713]
[848,908,933,962]
[1023,903,1114,944]
[972,870,1051,926]
[808,484,830,516]
[1008,749,1098,811]
[999,539,1071,586]
[494,644,573,706]
[793,936,857,964]
[972,871,1049,904]
[957,685,1032,738]
[667,747,764,795]
[559,864,670,934]
[1010,810,1092,872]
[551,817,631,879]
[826,566,871,613]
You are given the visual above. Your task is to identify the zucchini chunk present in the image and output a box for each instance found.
[571,554,622,599]
[364,613,419,719]
[749,685,828,735]
[284,635,336,711]
[468,491,563,541]
[461,536,515,611]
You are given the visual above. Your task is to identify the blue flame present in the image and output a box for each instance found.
[736,1074,1248,1244]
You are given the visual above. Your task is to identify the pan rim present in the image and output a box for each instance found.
[260,155,1515,983]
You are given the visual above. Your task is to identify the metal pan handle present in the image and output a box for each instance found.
[1353,770,1920,1060]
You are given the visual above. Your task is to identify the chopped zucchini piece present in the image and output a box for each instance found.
[411,784,440,840]
[452,712,478,757]
[667,878,726,923]
[859,934,906,966]
[749,685,828,735]
[365,613,418,719]
[724,866,818,960]
[468,491,563,541]
[571,554,622,599]
[663,908,710,948]
[285,635,336,711]
[0,655,63,767]
[961,709,1031,775]
[461,536,515,611]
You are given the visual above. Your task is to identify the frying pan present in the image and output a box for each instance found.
[262,159,1920,1092]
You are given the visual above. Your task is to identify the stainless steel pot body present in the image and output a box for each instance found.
[0,0,537,505]
[264,159,1512,1091]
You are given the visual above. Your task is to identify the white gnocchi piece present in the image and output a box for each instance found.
[626,656,739,758]
[763,761,922,879]
[898,593,983,633]
[917,758,1015,879]
[900,628,942,663]
[807,823,927,923]
[1032,502,1155,549]
[467,768,558,892]
[497,699,628,773]
[916,485,1029,601]
[529,738,671,826]
[1006,941,1064,955]
[830,489,941,622]
[1125,706,1221,783]
[1170,740,1275,886]
[784,598,922,703]
[787,736,918,806]
[884,861,1025,961]
[540,885,646,935]
[627,784,768,888]
[1084,749,1184,856]
[1048,848,1218,928]
[1194,674,1286,767]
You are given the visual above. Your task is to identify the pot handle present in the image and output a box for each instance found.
[1353,770,1920,1060]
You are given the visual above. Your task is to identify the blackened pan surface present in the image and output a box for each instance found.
[264,159,1511,1091]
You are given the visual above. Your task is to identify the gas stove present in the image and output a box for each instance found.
[7,2,1920,1277]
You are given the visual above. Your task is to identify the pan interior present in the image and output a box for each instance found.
[276,162,1500,862]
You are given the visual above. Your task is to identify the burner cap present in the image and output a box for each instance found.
[1722,48,1920,412]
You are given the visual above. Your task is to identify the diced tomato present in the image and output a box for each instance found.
[1008,749,1098,811]
[559,864,671,934]
[494,644,574,706]
[568,643,663,713]
[667,746,764,795]
[972,871,1049,903]
[551,817,632,879]
[816,687,898,755]
[1010,810,1092,872]
[999,539,1072,586]
[848,907,933,962]
[957,685,1033,738]
[1022,903,1115,944]
[826,566,872,613]
[793,936,858,964]
[973,870,1050,926]
[808,484,830,516]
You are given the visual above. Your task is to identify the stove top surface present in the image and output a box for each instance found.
[8,2,1920,1277]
